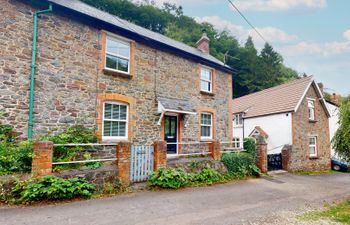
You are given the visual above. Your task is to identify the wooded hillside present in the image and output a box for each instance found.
[81,0,299,98]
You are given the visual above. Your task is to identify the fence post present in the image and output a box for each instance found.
[282,145,291,171]
[209,140,221,160]
[256,136,268,173]
[32,141,53,177]
[153,141,167,171]
[116,141,131,185]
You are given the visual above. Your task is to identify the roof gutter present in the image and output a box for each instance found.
[28,3,53,140]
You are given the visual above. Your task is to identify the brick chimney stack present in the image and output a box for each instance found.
[317,82,324,95]
[331,93,341,106]
[196,32,210,54]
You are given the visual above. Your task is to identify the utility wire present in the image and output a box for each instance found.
[227,0,267,43]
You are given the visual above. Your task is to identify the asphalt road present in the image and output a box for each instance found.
[1,173,350,225]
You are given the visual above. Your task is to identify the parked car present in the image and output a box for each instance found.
[331,158,349,172]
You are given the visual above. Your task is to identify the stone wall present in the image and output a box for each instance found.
[0,0,233,148]
[290,84,331,171]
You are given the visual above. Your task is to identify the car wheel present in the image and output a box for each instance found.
[333,165,341,171]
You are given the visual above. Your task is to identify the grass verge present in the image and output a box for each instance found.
[300,200,350,224]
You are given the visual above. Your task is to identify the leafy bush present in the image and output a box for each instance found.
[41,125,98,171]
[244,138,256,158]
[0,124,15,143]
[191,166,223,184]
[149,167,189,189]
[0,141,33,175]
[20,176,96,203]
[221,152,260,178]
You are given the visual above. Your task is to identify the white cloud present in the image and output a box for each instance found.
[195,16,298,45]
[343,29,350,41]
[280,41,350,57]
[232,0,327,11]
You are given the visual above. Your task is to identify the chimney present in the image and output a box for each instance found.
[196,31,210,54]
[317,82,324,95]
[331,93,341,106]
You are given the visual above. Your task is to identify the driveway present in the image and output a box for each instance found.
[1,173,349,225]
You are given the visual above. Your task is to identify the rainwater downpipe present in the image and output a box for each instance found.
[28,4,53,140]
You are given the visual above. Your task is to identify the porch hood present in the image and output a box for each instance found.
[157,96,196,125]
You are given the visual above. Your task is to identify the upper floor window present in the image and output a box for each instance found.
[234,113,243,127]
[200,67,213,93]
[103,102,128,140]
[309,136,317,157]
[308,99,315,121]
[201,113,213,139]
[105,36,130,74]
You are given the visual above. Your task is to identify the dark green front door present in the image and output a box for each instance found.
[164,115,177,154]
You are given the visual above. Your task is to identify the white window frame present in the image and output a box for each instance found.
[309,136,317,157]
[105,35,131,75]
[102,101,129,141]
[200,112,213,140]
[233,113,243,127]
[233,137,241,149]
[308,99,315,121]
[200,67,213,93]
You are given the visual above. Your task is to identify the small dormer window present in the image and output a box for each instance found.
[234,113,243,127]
[308,99,315,121]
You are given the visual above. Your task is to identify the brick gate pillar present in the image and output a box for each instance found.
[153,141,167,171]
[256,136,268,173]
[209,140,221,160]
[32,141,53,177]
[116,141,131,185]
[282,145,291,171]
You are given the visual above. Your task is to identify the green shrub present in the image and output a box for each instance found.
[41,125,98,171]
[191,166,223,184]
[148,167,189,189]
[0,123,15,143]
[0,141,33,175]
[244,138,256,158]
[20,176,95,203]
[221,152,260,178]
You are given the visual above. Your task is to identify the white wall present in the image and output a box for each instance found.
[233,113,293,154]
[326,102,339,157]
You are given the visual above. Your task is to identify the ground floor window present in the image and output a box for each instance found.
[103,102,128,139]
[233,137,241,148]
[201,113,212,139]
[309,136,317,157]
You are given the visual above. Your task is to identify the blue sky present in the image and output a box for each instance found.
[154,0,350,96]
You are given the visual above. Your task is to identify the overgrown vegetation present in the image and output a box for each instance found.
[148,165,225,189]
[1,176,96,204]
[332,98,350,162]
[41,125,99,171]
[80,0,299,98]
[221,152,260,178]
[0,124,33,175]
[243,137,256,158]
[300,200,350,224]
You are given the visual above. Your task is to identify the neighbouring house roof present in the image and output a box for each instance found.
[157,96,196,115]
[233,76,330,118]
[249,126,269,139]
[38,0,233,73]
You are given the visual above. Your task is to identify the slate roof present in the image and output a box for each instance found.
[233,76,316,118]
[158,96,196,113]
[44,0,232,72]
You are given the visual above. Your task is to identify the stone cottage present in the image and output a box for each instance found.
[232,76,331,171]
[0,0,234,155]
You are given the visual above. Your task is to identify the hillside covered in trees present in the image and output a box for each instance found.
[81,0,299,98]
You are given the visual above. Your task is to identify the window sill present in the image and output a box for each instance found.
[200,90,215,96]
[309,156,318,160]
[101,138,128,144]
[103,68,133,78]
[309,120,317,123]
[200,138,214,142]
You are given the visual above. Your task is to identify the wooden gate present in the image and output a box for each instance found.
[130,145,154,182]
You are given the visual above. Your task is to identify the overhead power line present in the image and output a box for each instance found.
[227,0,267,43]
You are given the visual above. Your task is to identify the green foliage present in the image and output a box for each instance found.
[83,153,103,170]
[0,123,15,143]
[99,179,127,195]
[0,141,33,175]
[221,152,260,178]
[191,166,223,184]
[332,99,350,162]
[41,125,98,171]
[20,176,96,203]
[149,167,189,189]
[243,138,256,158]
[80,0,299,98]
